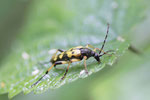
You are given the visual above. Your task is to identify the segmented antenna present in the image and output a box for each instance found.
[99,23,109,54]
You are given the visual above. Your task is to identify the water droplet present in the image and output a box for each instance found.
[80,70,85,75]
[79,70,89,78]
[32,69,39,76]
[38,86,44,91]
[22,52,30,60]
[117,36,125,42]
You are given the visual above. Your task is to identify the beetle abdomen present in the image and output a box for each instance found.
[51,47,83,63]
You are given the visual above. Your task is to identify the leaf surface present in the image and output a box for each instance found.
[0,0,145,98]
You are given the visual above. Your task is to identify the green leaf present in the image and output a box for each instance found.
[0,0,145,98]
[89,46,150,100]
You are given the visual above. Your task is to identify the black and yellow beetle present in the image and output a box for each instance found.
[32,23,112,87]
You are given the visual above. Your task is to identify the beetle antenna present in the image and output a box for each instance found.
[99,23,109,54]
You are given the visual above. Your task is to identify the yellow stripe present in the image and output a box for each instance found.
[59,52,64,59]
[54,56,57,61]
[66,51,72,58]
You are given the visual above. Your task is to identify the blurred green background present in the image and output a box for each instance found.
[0,0,150,100]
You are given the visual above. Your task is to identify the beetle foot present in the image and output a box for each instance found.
[60,76,65,80]
[85,70,89,75]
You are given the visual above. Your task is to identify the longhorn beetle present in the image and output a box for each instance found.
[32,23,112,87]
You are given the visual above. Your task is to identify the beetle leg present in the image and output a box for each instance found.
[32,61,67,87]
[31,64,55,87]
[83,56,88,74]
[99,50,114,57]
[86,44,112,56]
[94,48,113,56]
[61,62,71,80]
[54,61,68,70]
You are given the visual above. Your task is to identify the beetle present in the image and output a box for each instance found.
[32,23,112,87]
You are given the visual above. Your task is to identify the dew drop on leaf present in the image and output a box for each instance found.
[22,52,30,60]
[117,36,125,42]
